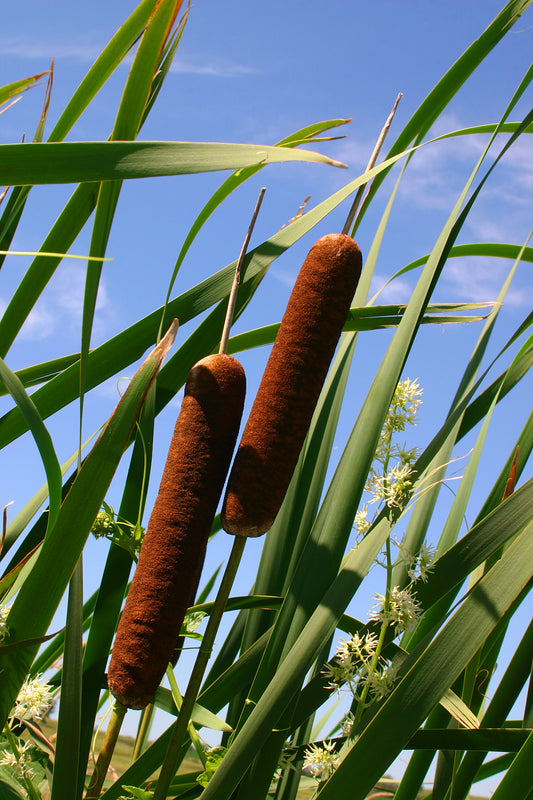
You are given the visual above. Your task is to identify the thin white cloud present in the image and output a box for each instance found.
[339,113,533,219]
[0,38,102,62]
[270,264,298,289]
[1,37,255,78]
[16,302,57,340]
[10,263,110,343]
[169,58,257,78]
[370,275,414,305]
[438,257,532,307]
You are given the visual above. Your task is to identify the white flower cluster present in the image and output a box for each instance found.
[322,631,395,701]
[395,540,435,583]
[383,377,423,435]
[369,585,422,636]
[354,505,371,538]
[303,740,340,781]
[368,462,414,509]
[0,739,34,780]
[356,378,422,534]
[12,675,54,721]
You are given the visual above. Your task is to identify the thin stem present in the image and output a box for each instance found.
[153,535,246,800]
[219,187,266,355]
[84,702,127,799]
[131,702,155,763]
[352,540,394,730]
[342,92,402,236]
[166,667,207,767]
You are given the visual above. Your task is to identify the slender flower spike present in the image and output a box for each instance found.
[386,378,423,432]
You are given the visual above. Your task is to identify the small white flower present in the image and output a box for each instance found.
[341,712,355,737]
[354,505,371,537]
[368,463,414,509]
[0,748,17,769]
[322,659,357,693]
[303,740,340,780]
[369,586,422,636]
[395,540,435,583]
[374,378,423,460]
[0,603,11,642]
[323,632,380,693]
[416,542,436,582]
[396,445,420,468]
[0,740,33,780]
[340,632,378,661]
[390,378,423,428]
[12,675,54,721]
[360,663,398,700]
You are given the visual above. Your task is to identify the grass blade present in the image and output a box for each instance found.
[0,359,61,535]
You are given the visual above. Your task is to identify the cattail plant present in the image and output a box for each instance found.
[1,5,532,800]
[107,353,246,709]
[106,191,268,715]
[222,233,362,537]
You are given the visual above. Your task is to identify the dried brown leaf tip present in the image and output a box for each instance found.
[222,233,362,538]
[502,446,520,501]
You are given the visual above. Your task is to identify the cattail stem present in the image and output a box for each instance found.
[342,92,402,236]
[131,702,155,763]
[153,535,246,800]
[219,187,266,355]
[85,702,127,799]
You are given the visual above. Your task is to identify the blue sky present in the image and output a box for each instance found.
[1,0,533,789]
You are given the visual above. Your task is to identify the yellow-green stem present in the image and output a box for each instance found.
[153,535,246,799]
[85,701,127,799]
[353,538,393,728]
[132,702,155,763]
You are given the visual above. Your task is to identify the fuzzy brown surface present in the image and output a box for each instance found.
[222,234,362,537]
[107,354,246,709]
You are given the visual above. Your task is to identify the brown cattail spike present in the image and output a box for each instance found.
[108,354,246,709]
[222,233,362,538]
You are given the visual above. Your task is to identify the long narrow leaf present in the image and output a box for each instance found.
[0,140,346,185]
